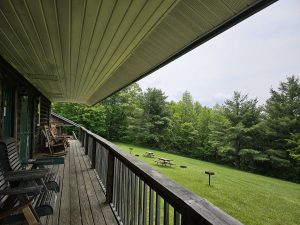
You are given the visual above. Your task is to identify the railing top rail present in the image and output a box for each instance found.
[81,127,243,225]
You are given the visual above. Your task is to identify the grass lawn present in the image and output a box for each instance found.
[115,142,300,225]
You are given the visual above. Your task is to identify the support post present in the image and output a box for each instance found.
[106,151,115,204]
[81,129,84,147]
[79,128,82,143]
[84,133,88,155]
[91,138,97,169]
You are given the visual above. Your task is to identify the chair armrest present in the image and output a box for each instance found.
[53,136,66,139]
[4,169,50,181]
[57,136,71,139]
[0,185,44,195]
[33,157,65,166]
[28,158,55,165]
[27,159,36,164]
[0,198,33,219]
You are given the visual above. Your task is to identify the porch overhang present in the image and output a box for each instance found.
[0,0,276,105]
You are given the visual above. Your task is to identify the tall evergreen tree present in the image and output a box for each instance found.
[210,92,261,168]
[139,88,170,147]
[265,76,300,150]
[264,76,300,179]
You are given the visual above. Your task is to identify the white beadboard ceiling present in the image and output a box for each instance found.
[0,0,275,105]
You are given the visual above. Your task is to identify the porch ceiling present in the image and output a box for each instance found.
[0,0,275,105]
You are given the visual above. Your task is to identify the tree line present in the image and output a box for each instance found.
[53,76,300,182]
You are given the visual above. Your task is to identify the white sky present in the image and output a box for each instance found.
[138,0,300,107]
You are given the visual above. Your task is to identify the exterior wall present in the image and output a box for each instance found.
[0,56,51,158]
[35,96,51,153]
[15,91,20,151]
[0,82,2,139]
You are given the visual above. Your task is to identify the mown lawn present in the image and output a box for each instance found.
[115,142,300,225]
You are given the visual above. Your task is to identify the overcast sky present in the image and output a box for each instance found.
[138,0,300,107]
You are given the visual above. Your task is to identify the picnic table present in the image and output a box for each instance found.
[155,157,174,167]
[143,151,155,158]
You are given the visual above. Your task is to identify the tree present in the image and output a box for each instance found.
[265,76,300,150]
[101,83,143,141]
[119,84,144,143]
[264,76,300,179]
[166,92,198,154]
[193,103,213,157]
[139,88,170,147]
[287,133,300,161]
[52,77,300,182]
[52,102,107,135]
[209,92,261,168]
[208,106,230,162]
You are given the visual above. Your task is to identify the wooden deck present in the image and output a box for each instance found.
[42,140,118,225]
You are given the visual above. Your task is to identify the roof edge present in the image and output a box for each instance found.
[88,0,277,106]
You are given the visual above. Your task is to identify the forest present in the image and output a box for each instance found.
[53,76,300,182]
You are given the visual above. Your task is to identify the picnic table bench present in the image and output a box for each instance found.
[143,151,155,158]
[155,158,175,167]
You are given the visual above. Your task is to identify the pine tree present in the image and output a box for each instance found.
[264,76,300,179]
[209,92,261,168]
[139,88,170,147]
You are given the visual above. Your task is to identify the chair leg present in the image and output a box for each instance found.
[48,145,53,155]
[22,205,41,225]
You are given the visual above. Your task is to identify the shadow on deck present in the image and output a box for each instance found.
[43,140,117,225]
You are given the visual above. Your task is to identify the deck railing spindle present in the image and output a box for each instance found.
[149,189,154,225]
[106,150,115,204]
[164,201,169,225]
[156,194,161,225]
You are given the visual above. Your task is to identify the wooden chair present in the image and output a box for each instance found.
[0,139,60,192]
[42,129,67,156]
[47,125,70,148]
[0,167,57,225]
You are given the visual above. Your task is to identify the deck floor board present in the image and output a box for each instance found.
[45,140,118,225]
[70,141,82,225]
[76,142,107,225]
[59,147,70,225]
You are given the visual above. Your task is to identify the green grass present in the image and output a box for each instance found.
[115,142,300,225]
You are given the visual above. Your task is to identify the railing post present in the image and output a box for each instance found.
[84,133,89,155]
[80,129,83,142]
[91,137,97,169]
[106,151,115,204]
[78,128,82,142]
[81,129,85,147]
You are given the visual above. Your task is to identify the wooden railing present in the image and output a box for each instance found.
[79,127,243,225]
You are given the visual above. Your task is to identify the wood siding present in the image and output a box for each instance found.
[36,96,51,152]
[0,82,2,139]
[0,56,51,157]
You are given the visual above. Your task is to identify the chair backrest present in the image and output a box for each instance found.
[42,129,51,146]
[0,171,9,210]
[0,139,22,172]
[44,126,53,139]
[0,145,10,209]
[50,124,58,138]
